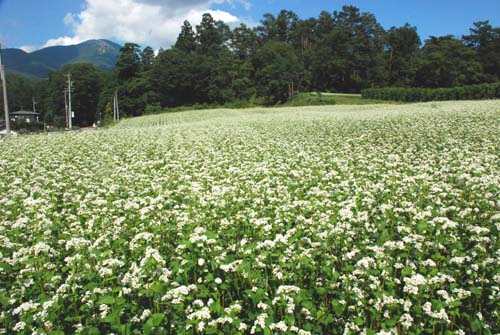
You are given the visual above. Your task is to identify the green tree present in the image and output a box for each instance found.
[385,24,421,86]
[276,10,299,44]
[196,13,229,54]
[415,36,483,87]
[231,24,259,60]
[175,21,197,52]
[311,6,386,92]
[116,43,141,81]
[257,13,279,42]
[463,21,500,81]
[140,46,155,66]
[44,64,103,127]
[253,41,303,104]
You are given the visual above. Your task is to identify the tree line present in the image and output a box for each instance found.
[2,6,500,127]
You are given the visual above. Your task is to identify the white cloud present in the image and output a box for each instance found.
[43,0,245,49]
[19,45,39,53]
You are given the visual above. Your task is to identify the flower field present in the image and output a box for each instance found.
[1,101,500,335]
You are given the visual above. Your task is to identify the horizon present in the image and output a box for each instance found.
[1,0,499,52]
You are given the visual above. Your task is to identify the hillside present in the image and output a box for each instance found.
[3,39,121,78]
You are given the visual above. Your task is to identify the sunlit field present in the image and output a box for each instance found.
[1,101,499,334]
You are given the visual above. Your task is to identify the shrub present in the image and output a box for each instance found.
[362,82,500,102]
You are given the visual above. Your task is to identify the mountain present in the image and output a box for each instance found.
[2,39,121,79]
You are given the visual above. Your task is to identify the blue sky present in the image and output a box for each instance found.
[1,0,499,51]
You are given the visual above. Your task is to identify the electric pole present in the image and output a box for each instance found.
[0,43,10,135]
[64,73,73,129]
[64,90,69,128]
[113,91,120,121]
[32,97,38,121]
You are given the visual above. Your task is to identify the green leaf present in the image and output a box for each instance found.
[97,295,116,305]
[144,314,164,335]
[471,319,482,332]
[332,300,345,317]
[149,313,165,326]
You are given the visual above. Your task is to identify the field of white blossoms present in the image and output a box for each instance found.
[1,100,499,335]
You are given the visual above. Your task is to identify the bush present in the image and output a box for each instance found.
[144,103,163,115]
[362,82,500,102]
[12,119,44,132]
[284,92,337,107]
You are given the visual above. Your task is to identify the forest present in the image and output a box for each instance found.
[1,5,500,127]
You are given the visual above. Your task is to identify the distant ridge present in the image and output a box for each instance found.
[3,39,121,78]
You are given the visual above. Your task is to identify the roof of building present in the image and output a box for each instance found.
[12,110,41,116]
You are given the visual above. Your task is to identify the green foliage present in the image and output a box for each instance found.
[385,24,421,86]
[140,46,155,66]
[362,82,500,102]
[144,103,162,115]
[415,36,484,88]
[310,6,386,93]
[463,21,500,81]
[11,119,44,132]
[116,43,141,81]
[284,92,337,106]
[47,63,103,126]
[254,41,303,104]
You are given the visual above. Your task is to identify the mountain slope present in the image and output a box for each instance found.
[3,39,121,78]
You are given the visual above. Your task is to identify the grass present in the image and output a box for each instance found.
[284,92,395,106]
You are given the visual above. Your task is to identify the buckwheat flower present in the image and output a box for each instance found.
[276,285,301,295]
[225,303,242,314]
[421,259,436,267]
[74,323,84,333]
[403,273,426,295]
[140,309,151,321]
[269,321,288,332]
[422,302,450,322]
[215,277,222,284]
[187,307,211,320]
[198,258,205,266]
[257,301,269,310]
[400,313,413,329]
[250,313,268,334]
[99,304,110,319]
[33,242,51,256]
[13,322,26,332]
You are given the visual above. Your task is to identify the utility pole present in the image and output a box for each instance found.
[32,97,38,121]
[64,90,69,128]
[64,73,73,129]
[0,43,10,135]
[116,92,119,121]
[113,91,120,121]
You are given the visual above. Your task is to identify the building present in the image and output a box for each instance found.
[11,110,40,123]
